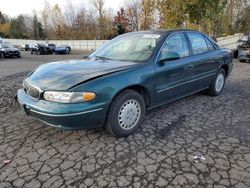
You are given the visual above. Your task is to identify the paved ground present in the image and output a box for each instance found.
[0,51,90,78]
[0,59,250,187]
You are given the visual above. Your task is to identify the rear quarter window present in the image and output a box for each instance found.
[204,37,216,51]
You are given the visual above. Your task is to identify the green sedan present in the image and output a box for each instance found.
[17,30,233,137]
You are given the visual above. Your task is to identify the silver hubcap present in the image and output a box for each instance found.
[118,99,141,130]
[215,73,225,92]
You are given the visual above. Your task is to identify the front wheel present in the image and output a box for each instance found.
[206,69,226,96]
[105,89,145,137]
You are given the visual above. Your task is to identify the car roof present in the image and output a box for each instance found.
[126,29,202,37]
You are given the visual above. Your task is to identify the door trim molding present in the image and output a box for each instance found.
[157,72,216,93]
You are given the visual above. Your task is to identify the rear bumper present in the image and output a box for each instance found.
[17,89,109,129]
[55,50,67,54]
[238,54,250,60]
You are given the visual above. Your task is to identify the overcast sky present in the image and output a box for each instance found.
[0,0,125,17]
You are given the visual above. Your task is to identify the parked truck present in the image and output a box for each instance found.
[217,33,250,62]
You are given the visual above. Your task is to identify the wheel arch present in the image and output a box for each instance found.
[111,85,151,107]
[220,64,229,77]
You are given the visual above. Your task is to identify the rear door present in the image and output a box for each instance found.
[186,32,219,89]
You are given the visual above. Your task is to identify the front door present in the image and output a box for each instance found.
[155,33,195,104]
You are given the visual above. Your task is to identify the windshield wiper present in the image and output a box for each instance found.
[94,55,111,61]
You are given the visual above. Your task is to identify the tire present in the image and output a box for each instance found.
[105,89,146,137]
[206,69,226,96]
[239,59,246,63]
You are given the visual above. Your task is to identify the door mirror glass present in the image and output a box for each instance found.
[158,51,180,63]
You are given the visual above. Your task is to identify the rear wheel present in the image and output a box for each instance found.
[206,69,226,96]
[105,89,145,137]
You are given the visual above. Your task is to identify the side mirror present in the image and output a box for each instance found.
[158,51,180,63]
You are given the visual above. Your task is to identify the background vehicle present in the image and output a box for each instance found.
[31,44,53,55]
[24,44,29,51]
[237,36,250,62]
[0,43,21,58]
[55,45,71,54]
[217,33,250,61]
[48,43,56,53]
[217,33,245,58]
[24,44,33,51]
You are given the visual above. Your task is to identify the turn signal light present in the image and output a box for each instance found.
[83,92,96,101]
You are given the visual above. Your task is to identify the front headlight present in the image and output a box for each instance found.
[43,91,96,103]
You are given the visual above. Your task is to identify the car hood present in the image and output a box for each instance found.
[26,59,139,90]
[5,47,19,51]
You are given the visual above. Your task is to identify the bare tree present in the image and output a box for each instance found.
[141,0,156,30]
[90,0,106,39]
[64,0,77,39]
[125,0,141,31]
[51,4,66,39]
[41,1,51,38]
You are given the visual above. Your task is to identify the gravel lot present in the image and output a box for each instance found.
[0,57,250,187]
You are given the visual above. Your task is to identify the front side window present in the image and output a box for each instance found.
[91,33,162,62]
[187,33,209,55]
[159,33,189,59]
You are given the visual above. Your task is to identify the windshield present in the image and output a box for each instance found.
[90,33,162,62]
[1,43,14,48]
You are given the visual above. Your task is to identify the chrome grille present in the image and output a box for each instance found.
[9,51,18,54]
[23,81,42,99]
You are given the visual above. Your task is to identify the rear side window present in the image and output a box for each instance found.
[187,33,209,55]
